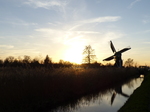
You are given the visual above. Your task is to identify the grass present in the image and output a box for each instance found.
[118,72,150,112]
[0,67,139,112]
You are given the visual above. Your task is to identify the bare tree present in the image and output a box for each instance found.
[124,58,134,67]
[82,45,96,64]
[23,55,31,64]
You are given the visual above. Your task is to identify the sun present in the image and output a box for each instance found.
[63,46,83,64]
[62,33,86,64]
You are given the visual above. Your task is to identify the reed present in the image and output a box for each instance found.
[0,67,139,112]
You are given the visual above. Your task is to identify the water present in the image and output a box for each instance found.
[52,76,144,112]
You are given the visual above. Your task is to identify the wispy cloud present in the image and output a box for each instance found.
[143,42,150,44]
[128,0,141,9]
[142,20,150,24]
[80,16,121,24]
[34,16,122,44]
[23,0,71,19]
[66,16,121,31]
[24,0,69,11]
[0,18,38,26]
[142,15,150,24]
[35,28,123,47]
[135,29,150,34]
[35,28,86,44]
[142,30,150,33]
[0,45,14,49]
[24,0,60,7]
[102,31,124,41]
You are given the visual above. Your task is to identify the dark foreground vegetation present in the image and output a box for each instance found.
[0,67,140,112]
[118,72,150,112]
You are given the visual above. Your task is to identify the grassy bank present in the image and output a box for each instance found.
[118,72,150,112]
[0,67,139,112]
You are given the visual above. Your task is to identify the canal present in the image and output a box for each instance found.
[51,75,144,112]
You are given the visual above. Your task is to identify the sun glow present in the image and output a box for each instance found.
[64,46,83,64]
[62,31,88,64]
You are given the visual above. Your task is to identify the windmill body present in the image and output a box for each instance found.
[103,41,131,67]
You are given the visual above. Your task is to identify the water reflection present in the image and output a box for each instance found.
[140,74,144,78]
[49,77,143,112]
[111,85,129,105]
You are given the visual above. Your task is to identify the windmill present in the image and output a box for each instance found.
[103,41,131,67]
[111,85,129,105]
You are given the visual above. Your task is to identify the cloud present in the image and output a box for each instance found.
[135,29,150,34]
[35,28,87,44]
[23,0,71,18]
[34,16,122,45]
[142,15,150,24]
[35,27,123,47]
[66,16,121,31]
[143,42,150,44]
[142,20,150,24]
[0,45,14,49]
[24,0,69,10]
[0,18,38,26]
[80,16,121,24]
[143,30,150,33]
[0,48,41,59]
[145,30,150,33]
[128,0,141,9]
[102,31,124,41]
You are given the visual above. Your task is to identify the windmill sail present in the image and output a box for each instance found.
[111,92,117,105]
[103,55,114,61]
[118,47,131,54]
[110,41,116,53]
[111,86,129,105]
[103,40,131,67]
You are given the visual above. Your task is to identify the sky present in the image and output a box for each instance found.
[0,0,150,65]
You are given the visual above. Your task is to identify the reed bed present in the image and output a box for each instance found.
[0,67,139,112]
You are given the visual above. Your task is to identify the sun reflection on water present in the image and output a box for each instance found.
[140,74,144,78]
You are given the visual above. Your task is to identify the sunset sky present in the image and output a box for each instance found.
[0,0,150,65]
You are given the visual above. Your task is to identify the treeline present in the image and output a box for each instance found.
[0,55,105,68]
[1,55,140,68]
[0,55,73,68]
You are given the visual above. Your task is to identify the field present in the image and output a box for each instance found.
[0,67,139,112]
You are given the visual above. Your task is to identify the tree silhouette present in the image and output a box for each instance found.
[0,59,3,67]
[31,58,40,67]
[23,55,31,64]
[82,45,96,64]
[3,56,15,66]
[44,55,52,67]
[124,58,134,67]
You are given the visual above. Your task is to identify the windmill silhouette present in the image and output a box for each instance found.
[103,41,131,67]
[111,85,129,105]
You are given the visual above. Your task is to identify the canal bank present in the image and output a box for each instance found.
[118,72,150,112]
[50,73,143,112]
